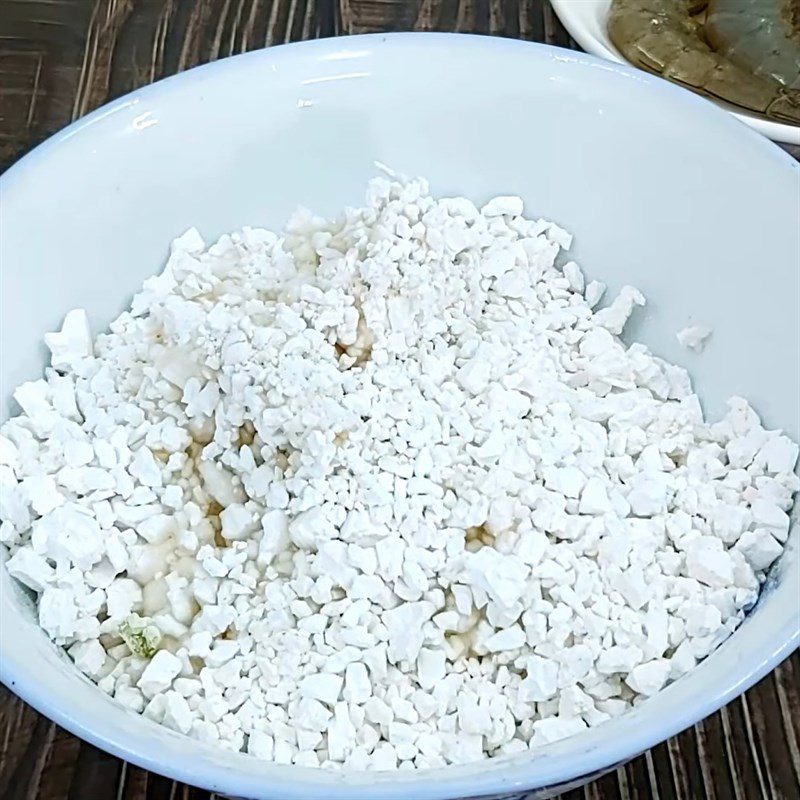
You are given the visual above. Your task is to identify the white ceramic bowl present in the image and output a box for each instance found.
[1,33,798,800]
[550,0,800,146]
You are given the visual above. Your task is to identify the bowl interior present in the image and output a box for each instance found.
[1,33,798,800]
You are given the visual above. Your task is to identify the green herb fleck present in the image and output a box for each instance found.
[119,613,162,658]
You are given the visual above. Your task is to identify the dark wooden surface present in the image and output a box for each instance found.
[0,1,798,798]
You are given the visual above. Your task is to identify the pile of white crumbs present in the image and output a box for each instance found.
[1,176,798,771]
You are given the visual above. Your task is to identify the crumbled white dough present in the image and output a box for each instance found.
[677,325,712,352]
[138,650,183,697]
[43,309,94,370]
[1,176,797,771]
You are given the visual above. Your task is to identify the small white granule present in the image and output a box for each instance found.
[677,325,712,352]
[1,176,796,771]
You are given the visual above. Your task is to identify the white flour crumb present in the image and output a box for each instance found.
[677,325,712,352]
[1,176,797,771]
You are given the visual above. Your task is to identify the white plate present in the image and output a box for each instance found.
[550,0,800,145]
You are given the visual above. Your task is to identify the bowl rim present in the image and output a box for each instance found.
[549,0,800,147]
[1,30,798,800]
